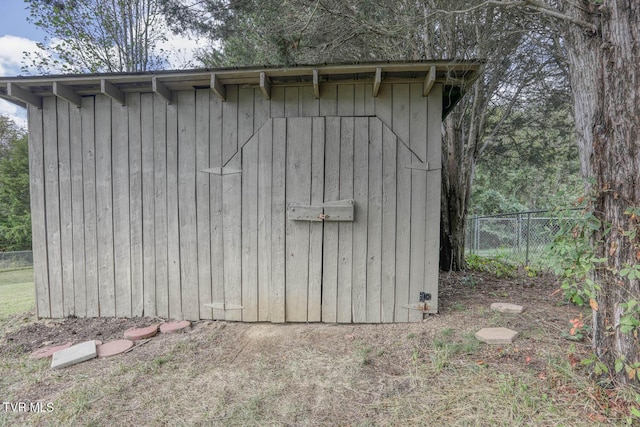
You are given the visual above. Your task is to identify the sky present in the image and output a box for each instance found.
[0,1,44,125]
[0,0,203,127]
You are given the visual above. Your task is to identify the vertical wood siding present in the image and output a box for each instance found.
[81,97,99,317]
[69,104,85,317]
[209,93,224,321]
[154,95,169,318]
[128,93,144,317]
[30,82,441,322]
[95,95,115,317]
[195,90,211,320]
[57,100,74,317]
[112,99,132,318]
[28,105,49,317]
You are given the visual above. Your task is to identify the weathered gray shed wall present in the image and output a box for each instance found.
[28,81,442,322]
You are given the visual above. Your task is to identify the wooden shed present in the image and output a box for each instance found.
[0,61,479,323]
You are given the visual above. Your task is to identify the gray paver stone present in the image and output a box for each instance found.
[475,327,518,344]
[490,303,524,314]
[51,340,97,369]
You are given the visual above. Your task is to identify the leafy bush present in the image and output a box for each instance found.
[466,253,517,278]
[543,198,606,306]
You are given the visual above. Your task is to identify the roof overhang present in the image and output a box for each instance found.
[0,60,482,118]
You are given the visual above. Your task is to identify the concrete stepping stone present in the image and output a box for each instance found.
[31,343,72,359]
[51,340,97,369]
[124,324,158,341]
[491,303,524,314]
[160,320,191,334]
[475,327,519,344]
[96,340,134,358]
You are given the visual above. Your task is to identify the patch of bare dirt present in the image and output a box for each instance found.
[1,316,164,354]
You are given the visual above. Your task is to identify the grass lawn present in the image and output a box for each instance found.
[0,268,35,318]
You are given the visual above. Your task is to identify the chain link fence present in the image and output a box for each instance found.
[0,250,33,269]
[0,211,581,270]
[466,209,580,266]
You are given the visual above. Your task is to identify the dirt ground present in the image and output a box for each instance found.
[1,270,635,426]
[2,270,573,354]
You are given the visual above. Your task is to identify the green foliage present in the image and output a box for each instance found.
[543,199,606,306]
[524,265,539,278]
[545,195,640,385]
[582,353,609,376]
[24,0,168,73]
[0,118,31,251]
[619,300,640,335]
[164,0,295,66]
[619,265,640,281]
[466,254,517,278]
[195,3,296,67]
[164,0,405,66]
[612,356,640,383]
[470,188,526,217]
[470,101,581,216]
[611,206,640,384]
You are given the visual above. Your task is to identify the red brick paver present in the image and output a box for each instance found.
[124,324,158,341]
[96,340,134,358]
[160,320,191,334]
[30,343,73,359]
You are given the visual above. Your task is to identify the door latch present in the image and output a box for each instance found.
[288,199,354,222]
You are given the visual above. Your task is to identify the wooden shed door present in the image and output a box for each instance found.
[215,115,434,323]
[281,116,432,323]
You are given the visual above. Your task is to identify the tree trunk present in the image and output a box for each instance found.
[562,14,600,182]
[440,173,469,271]
[593,0,640,385]
[440,109,475,271]
[564,0,640,385]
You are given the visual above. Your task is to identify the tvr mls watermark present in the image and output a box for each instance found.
[2,401,54,413]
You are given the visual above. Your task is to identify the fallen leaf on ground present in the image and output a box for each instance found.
[568,353,580,367]
[587,413,607,423]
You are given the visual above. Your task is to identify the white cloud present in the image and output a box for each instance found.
[0,36,36,127]
[0,99,26,129]
[0,35,40,76]
[0,31,207,127]
[159,31,205,69]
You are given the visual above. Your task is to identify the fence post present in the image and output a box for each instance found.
[525,212,531,266]
[469,216,475,254]
[516,214,521,254]
[468,216,473,255]
[474,215,480,253]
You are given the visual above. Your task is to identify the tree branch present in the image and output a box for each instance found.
[522,0,598,32]
[424,0,598,33]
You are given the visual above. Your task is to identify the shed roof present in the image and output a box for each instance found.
[0,60,482,118]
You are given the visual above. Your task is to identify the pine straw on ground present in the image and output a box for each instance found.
[1,270,637,426]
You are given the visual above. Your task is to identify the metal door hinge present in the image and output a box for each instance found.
[402,303,431,312]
